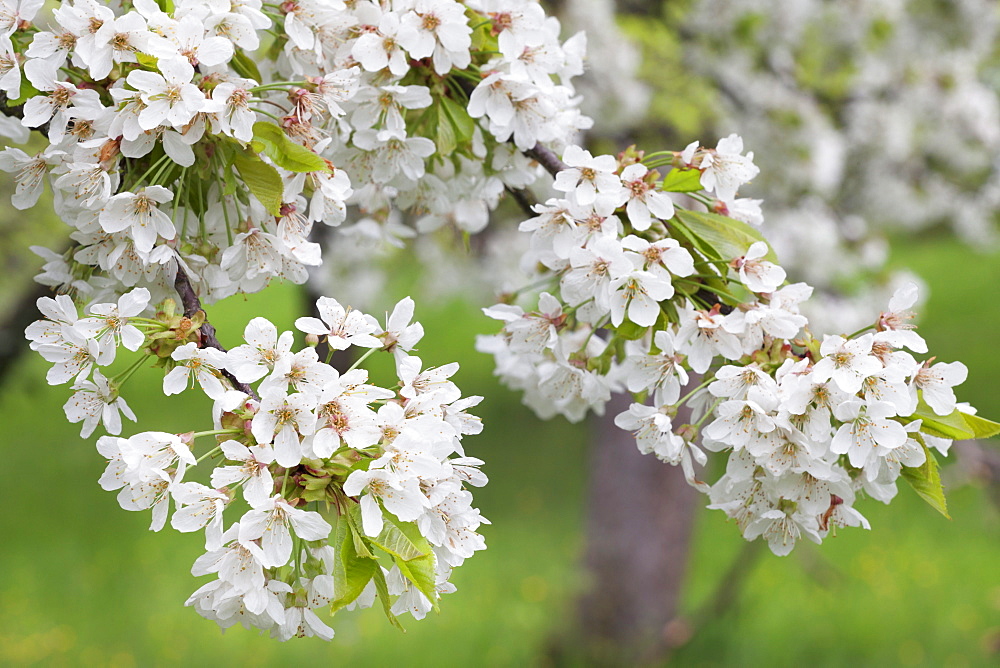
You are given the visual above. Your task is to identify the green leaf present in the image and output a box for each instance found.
[344,504,375,558]
[233,151,283,215]
[231,49,262,83]
[900,438,950,519]
[613,319,650,341]
[134,52,159,70]
[433,104,457,156]
[673,209,775,262]
[440,95,476,143]
[959,412,1000,440]
[330,516,378,614]
[369,518,429,562]
[4,81,39,108]
[660,168,703,193]
[251,121,329,173]
[911,398,974,441]
[395,553,439,613]
[371,565,405,632]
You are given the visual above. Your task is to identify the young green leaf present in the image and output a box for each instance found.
[959,411,1000,440]
[231,49,262,83]
[660,167,703,193]
[911,398,975,441]
[251,121,329,173]
[330,516,378,614]
[372,565,405,632]
[440,95,476,143]
[673,208,775,262]
[369,518,429,562]
[395,552,439,613]
[900,438,951,519]
[233,152,283,215]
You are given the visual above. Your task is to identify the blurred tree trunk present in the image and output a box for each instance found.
[551,392,700,665]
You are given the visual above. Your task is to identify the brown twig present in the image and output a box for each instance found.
[173,264,258,399]
[504,185,537,217]
[524,142,568,177]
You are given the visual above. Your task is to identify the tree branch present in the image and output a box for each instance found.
[525,142,568,177]
[173,264,258,399]
[504,185,537,217]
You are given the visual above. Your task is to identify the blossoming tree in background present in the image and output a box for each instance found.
[4,0,999,650]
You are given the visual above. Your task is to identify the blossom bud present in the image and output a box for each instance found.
[305,333,320,347]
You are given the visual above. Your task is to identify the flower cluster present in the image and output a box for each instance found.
[479,135,995,555]
[0,0,595,312]
[26,292,487,638]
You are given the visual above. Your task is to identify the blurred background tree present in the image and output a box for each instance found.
[2,0,1000,665]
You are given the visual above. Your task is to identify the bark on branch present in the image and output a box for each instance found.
[173,264,257,399]
[525,142,569,177]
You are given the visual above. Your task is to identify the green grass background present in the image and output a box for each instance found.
[1,234,999,667]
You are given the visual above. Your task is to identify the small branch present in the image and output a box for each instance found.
[173,264,258,399]
[524,142,568,177]
[504,185,537,217]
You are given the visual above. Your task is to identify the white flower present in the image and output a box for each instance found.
[0,148,57,210]
[294,296,382,350]
[614,403,683,460]
[76,287,150,352]
[398,0,473,74]
[350,84,431,134]
[0,0,42,38]
[553,145,624,208]
[64,371,136,438]
[619,163,675,230]
[621,235,695,283]
[910,360,968,416]
[127,57,207,130]
[675,305,744,374]
[352,128,435,184]
[259,347,336,396]
[54,161,114,210]
[21,78,102,143]
[811,334,883,395]
[398,356,461,404]
[225,317,294,383]
[343,467,430,537]
[25,293,80,350]
[171,482,229,549]
[211,441,276,509]
[733,241,785,293]
[211,82,255,142]
[164,342,230,400]
[698,134,759,203]
[251,390,317,467]
[377,296,425,367]
[622,331,689,405]
[609,269,674,327]
[482,292,562,356]
[876,282,928,353]
[99,186,175,254]
[238,496,332,568]
[831,400,908,469]
[352,11,410,76]
[40,336,109,388]
[191,523,267,597]
[0,37,21,98]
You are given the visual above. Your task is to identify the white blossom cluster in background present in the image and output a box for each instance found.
[0,0,594,311]
[478,133,994,556]
[26,289,487,638]
[671,0,1000,331]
